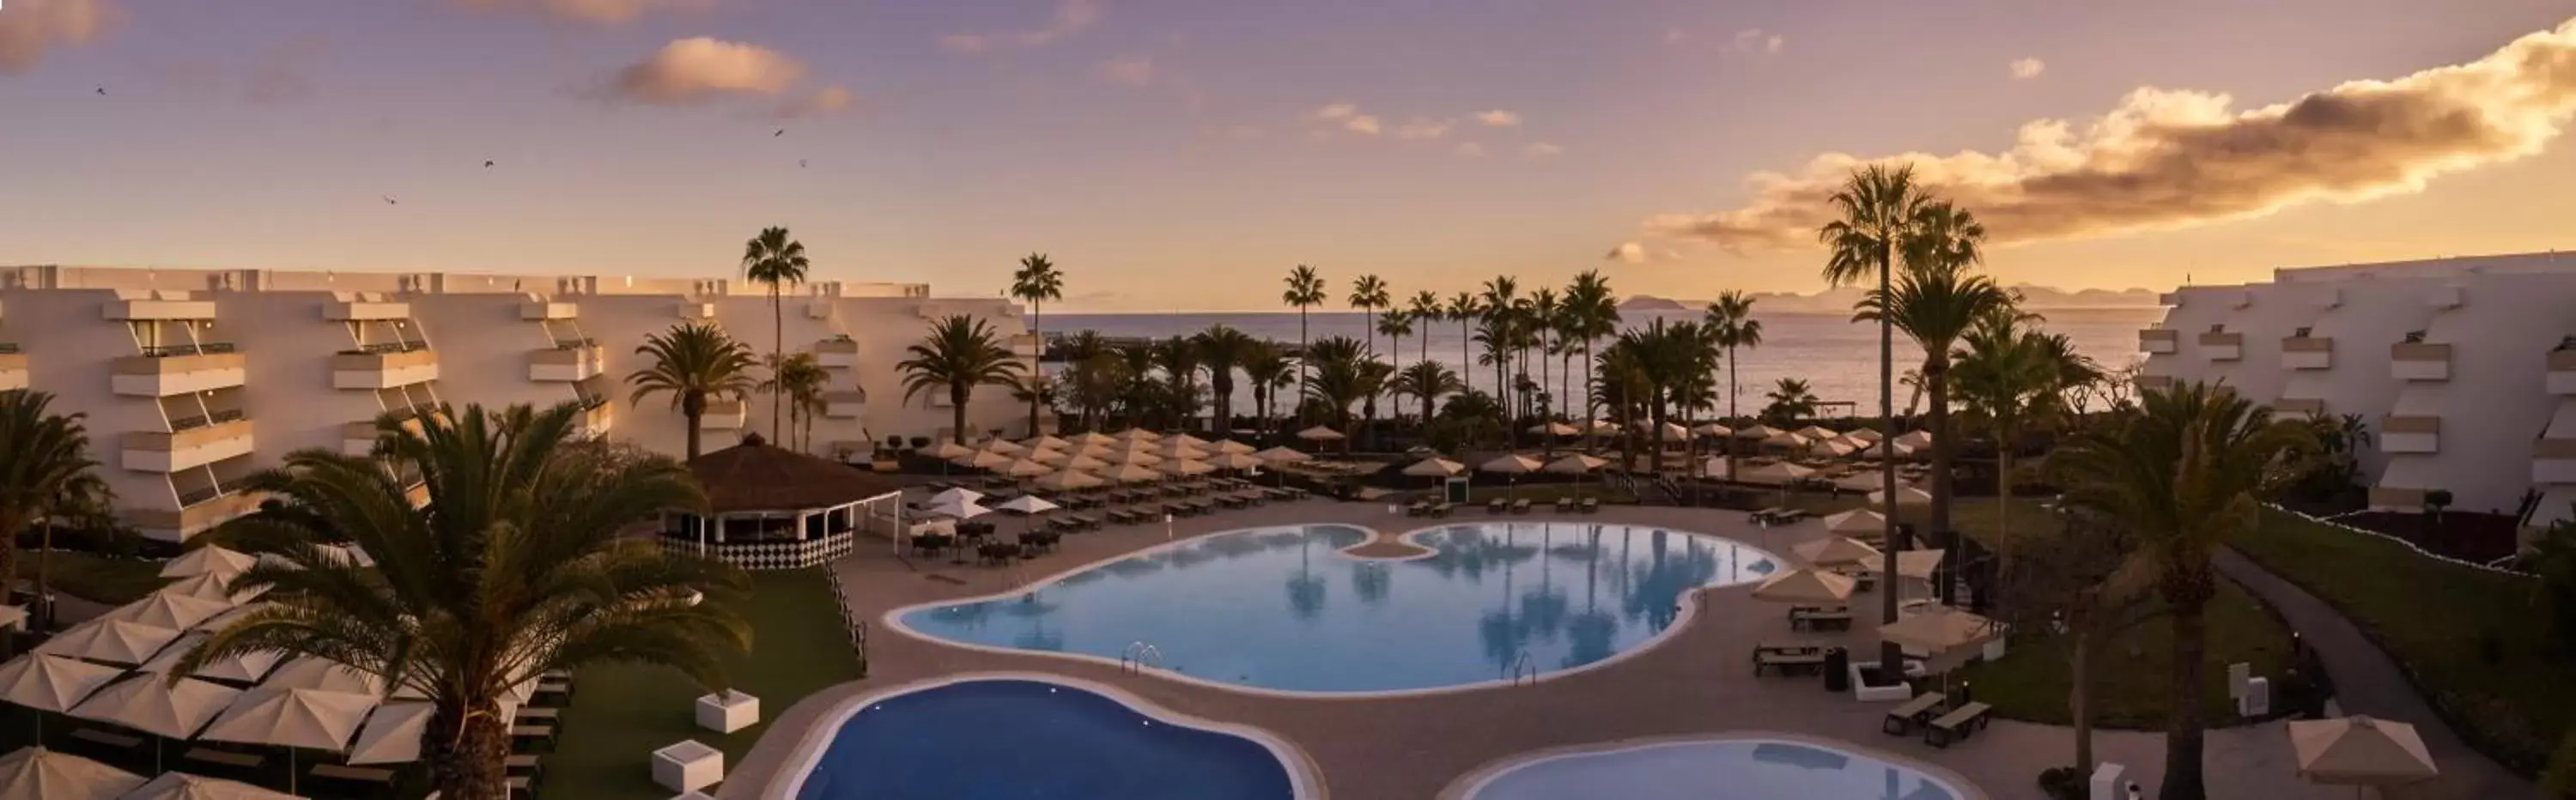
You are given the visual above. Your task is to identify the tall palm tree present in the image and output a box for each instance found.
[1155,335,1204,430]
[1528,288,1559,422]
[1818,162,1934,675]
[1008,375,1054,441]
[1392,361,1462,427]
[629,323,761,460]
[740,227,811,441]
[1953,311,2054,547]
[1703,291,1763,482]
[1855,255,2014,579]
[1376,311,1414,385]
[0,391,101,633]
[1446,292,1479,392]
[1564,270,1619,426]
[1348,274,1390,359]
[897,315,1026,444]
[2050,381,2312,800]
[1242,342,1292,442]
[1761,378,1820,424]
[1196,325,1259,436]
[1406,290,1443,365]
[1303,337,1386,455]
[1282,264,1327,415]
[183,403,749,799]
[1011,253,1066,432]
[758,353,829,452]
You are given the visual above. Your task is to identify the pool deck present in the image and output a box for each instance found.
[724,501,2439,800]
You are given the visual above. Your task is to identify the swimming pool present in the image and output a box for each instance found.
[892,522,1777,694]
[1453,736,1970,800]
[783,675,1312,800]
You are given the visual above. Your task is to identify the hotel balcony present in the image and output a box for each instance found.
[105,295,216,321]
[1010,333,1044,359]
[527,341,605,382]
[123,414,254,473]
[580,397,616,439]
[2381,415,2441,453]
[2535,438,2576,485]
[823,391,866,419]
[2198,331,2243,361]
[816,337,860,369]
[112,344,246,397]
[700,398,747,431]
[130,489,261,542]
[339,410,438,457]
[520,301,578,321]
[2367,486,2428,512]
[2391,342,2451,382]
[2549,349,2576,395]
[2139,329,2178,355]
[332,345,439,390]
[679,302,718,321]
[2134,374,2176,393]
[324,299,411,321]
[0,346,23,391]
[2281,336,2333,370]
[2274,397,2325,416]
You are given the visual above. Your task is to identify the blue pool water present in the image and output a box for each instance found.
[896,523,1777,694]
[793,678,1299,800]
[1466,738,1963,800]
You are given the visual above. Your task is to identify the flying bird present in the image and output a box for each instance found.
[799,159,808,168]
[773,129,786,137]
[95,88,106,96]
[382,196,398,205]
[483,160,495,168]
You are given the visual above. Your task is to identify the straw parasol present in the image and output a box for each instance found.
[343,702,434,766]
[2288,716,2440,795]
[1030,470,1104,492]
[1066,431,1117,446]
[1099,463,1162,483]
[138,633,281,684]
[1208,452,1265,472]
[1749,568,1856,605]
[1212,439,1257,455]
[157,573,262,605]
[1692,421,1734,438]
[0,655,122,713]
[99,593,231,632]
[1740,461,1815,486]
[159,547,256,580]
[1402,458,1465,477]
[122,772,302,800]
[1296,426,1345,442]
[1254,446,1310,464]
[1793,536,1883,568]
[1822,508,1887,536]
[1871,484,1934,508]
[37,620,180,666]
[261,658,386,697]
[1526,421,1577,437]
[0,746,145,800]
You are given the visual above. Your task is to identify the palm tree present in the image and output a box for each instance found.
[1375,312,1414,388]
[1528,288,1559,422]
[897,315,1027,444]
[1564,270,1619,426]
[1197,325,1258,436]
[1242,342,1292,441]
[1060,354,1126,433]
[1283,264,1327,414]
[1446,292,1479,392]
[2050,381,2312,799]
[1953,311,2055,548]
[0,391,101,633]
[1349,274,1390,358]
[1406,290,1443,365]
[1303,337,1385,455]
[758,353,829,452]
[1392,361,1462,427]
[1818,162,1933,675]
[740,227,811,441]
[1155,336,1204,430]
[1012,253,1066,432]
[1703,291,1763,482]
[1761,378,1820,424]
[181,403,750,799]
[628,323,761,460]
[1007,375,1054,441]
[1855,254,2015,577]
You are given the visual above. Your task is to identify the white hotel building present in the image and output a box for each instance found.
[0,264,1039,542]
[2138,251,2576,529]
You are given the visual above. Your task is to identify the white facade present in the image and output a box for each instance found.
[0,265,1035,542]
[2140,251,2576,527]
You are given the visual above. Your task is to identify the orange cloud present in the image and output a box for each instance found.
[1648,17,2576,250]
[940,0,1100,53]
[610,38,805,104]
[450,0,711,25]
[0,0,124,74]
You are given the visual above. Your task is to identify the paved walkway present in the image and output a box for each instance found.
[720,502,2358,800]
[2213,549,2537,800]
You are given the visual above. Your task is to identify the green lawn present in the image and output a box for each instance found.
[12,550,167,606]
[544,568,865,800]
[2232,509,2565,773]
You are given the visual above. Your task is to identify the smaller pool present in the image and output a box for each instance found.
[1458,736,1970,800]
[785,676,1313,800]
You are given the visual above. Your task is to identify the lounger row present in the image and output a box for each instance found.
[1788,605,1852,632]
[1884,692,1992,746]
[1751,507,1811,526]
[1750,640,1831,676]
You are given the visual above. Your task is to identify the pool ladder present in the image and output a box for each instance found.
[1505,650,1538,687]
[1121,640,1165,674]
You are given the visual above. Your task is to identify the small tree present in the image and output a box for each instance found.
[1989,510,2161,773]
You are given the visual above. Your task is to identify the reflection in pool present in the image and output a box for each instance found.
[1462,737,1964,800]
[895,523,1776,694]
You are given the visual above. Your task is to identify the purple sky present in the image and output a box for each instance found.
[4,0,2573,311]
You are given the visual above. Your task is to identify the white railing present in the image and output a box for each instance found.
[1120,641,1164,674]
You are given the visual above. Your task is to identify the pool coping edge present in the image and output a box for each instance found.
[1433,730,1990,800]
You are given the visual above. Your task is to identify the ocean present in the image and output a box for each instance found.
[1042,307,2160,413]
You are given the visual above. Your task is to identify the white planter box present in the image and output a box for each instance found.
[1849,661,1915,703]
[695,690,759,734]
[651,740,722,793]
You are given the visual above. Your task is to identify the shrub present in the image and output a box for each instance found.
[2036,767,2083,800]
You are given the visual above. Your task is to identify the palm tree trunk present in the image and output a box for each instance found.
[1877,245,1904,677]
[1298,310,1311,422]
[0,519,20,644]
[683,393,707,460]
[1725,346,1741,482]
[2165,597,2210,799]
[428,704,512,799]
[1029,300,1045,434]
[2072,627,2096,771]
[771,286,785,442]
[951,385,970,444]
[1927,355,1954,602]
[35,522,52,631]
[1582,340,1596,425]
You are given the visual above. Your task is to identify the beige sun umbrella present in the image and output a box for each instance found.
[1693,421,1734,438]
[1740,460,1815,487]
[951,449,1012,470]
[1542,453,1607,475]
[1402,458,1466,477]
[1893,430,1935,449]
[1793,536,1883,568]
[994,458,1054,478]
[343,702,434,766]
[1749,568,1856,605]
[1657,421,1693,442]
[1254,445,1310,464]
[1024,447,1071,465]
[122,772,302,800]
[916,441,975,460]
[1212,439,1257,455]
[202,686,378,752]
[1208,452,1265,472]
[1846,427,1884,442]
[1760,430,1812,450]
[1115,427,1161,442]
[100,593,231,632]
[1156,443,1212,461]
[0,655,122,713]
[1099,463,1162,483]
[69,674,240,739]
[158,573,263,605]
[1479,454,1543,475]
[138,632,281,684]
[0,746,144,800]
[1295,425,1346,442]
[1795,425,1838,440]
[1107,447,1164,467]
[1581,419,1622,436]
[1060,452,1110,471]
[1022,434,1072,452]
[1160,458,1216,477]
[37,620,180,666]
[1832,471,1886,494]
[2289,715,2440,793]
[1807,437,1859,458]
[1878,605,2002,657]
[261,658,386,697]
[977,438,1026,455]
[1870,484,1934,508]
[1861,548,1948,583]
[1169,433,1212,449]
[1526,421,1578,437]
[1031,470,1104,492]
[1733,423,1780,439]
[159,547,256,580]
[1823,508,1888,536]
[1066,431,1117,446]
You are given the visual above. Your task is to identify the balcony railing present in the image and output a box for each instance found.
[348,340,430,355]
[2391,342,2451,382]
[141,342,238,358]
[0,343,19,355]
[578,394,611,411]
[332,348,440,389]
[2281,336,2333,370]
[113,348,248,397]
[2138,329,2179,355]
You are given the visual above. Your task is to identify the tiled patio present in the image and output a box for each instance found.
[721,500,2380,800]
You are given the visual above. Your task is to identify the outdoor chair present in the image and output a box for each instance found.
[1430,502,1454,518]
[1486,497,1509,513]
[1580,497,1600,513]
[1924,702,1994,748]
[1555,497,1576,513]
[1511,498,1532,514]
[1881,692,1949,736]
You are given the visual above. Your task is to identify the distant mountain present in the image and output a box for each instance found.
[1621,285,2160,314]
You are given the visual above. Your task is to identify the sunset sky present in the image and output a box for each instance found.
[4,0,2574,312]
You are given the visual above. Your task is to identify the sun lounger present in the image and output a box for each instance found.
[1430,502,1454,518]
[311,763,398,785]
[515,706,561,722]
[1753,647,1830,676]
[1882,692,1949,736]
[70,728,143,751]
[509,774,536,799]
[1511,498,1532,514]
[1924,701,1993,748]
[1580,497,1600,513]
[507,754,544,775]
[1487,497,1509,513]
[1789,606,1853,632]
[1406,500,1429,517]
[185,748,264,770]
[511,724,556,750]
[1555,497,1576,513]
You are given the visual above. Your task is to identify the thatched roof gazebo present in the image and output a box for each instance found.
[664,433,908,570]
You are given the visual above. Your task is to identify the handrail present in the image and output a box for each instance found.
[140,342,237,358]
[850,620,871,678]
[345,340,429,355]
[1120,640,1164,674]
[1506,650,1538,686]
[552,337,598,350]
